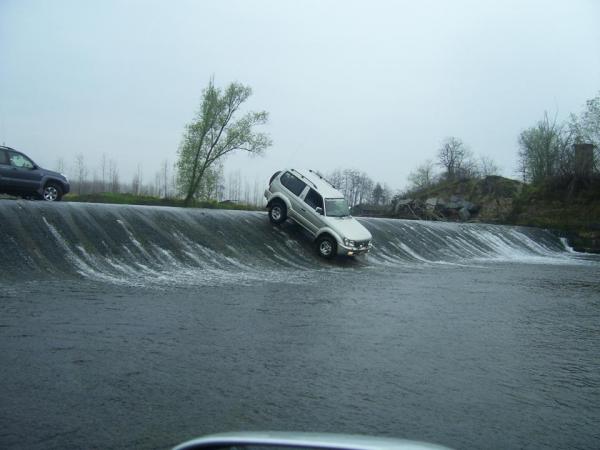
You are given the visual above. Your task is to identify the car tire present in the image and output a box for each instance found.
[316,235,337,259]
[268,201,287,224]
[42,182,63,201]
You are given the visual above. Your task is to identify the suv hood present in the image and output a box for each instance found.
[41,167,68,180]
[324,216,372,241]
[38,166,69,183]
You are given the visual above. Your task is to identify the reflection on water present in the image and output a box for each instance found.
[2,261,599,450]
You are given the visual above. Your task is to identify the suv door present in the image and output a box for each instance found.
[278,171,312,231]
[301,188,326,234]
[0,149,10,189]
[5,150,43,192]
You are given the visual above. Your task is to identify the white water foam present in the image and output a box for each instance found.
[560,237,577,253]
[42,217,313,288]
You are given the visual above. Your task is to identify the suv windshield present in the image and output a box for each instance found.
[325,198,350,217]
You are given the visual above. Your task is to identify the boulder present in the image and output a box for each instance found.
[425,197,438,209]
[458,207,471,221]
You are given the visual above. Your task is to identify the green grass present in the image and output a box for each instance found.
[64,192,261,211]
[407,176,523,201]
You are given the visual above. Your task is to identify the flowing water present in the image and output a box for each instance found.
[1,201,599,449]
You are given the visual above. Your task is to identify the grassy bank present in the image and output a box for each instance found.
[509,177,600,252]
[64,192,262,211]
[397,175,600,253]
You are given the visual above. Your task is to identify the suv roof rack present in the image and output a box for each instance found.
[290,169,318,190]
[308,169,337,189]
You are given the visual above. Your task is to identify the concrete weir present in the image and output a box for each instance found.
[0,200,577,285]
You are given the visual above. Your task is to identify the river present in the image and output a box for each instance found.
[1,201,599,449]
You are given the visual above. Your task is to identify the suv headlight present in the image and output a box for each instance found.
[343,238,356,247]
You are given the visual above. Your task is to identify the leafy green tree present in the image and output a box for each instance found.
[518,113,573,183]
[177,79,271,206]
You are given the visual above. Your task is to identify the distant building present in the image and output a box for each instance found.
[574,143,595,177]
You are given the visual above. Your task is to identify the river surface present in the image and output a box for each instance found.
[1,201,599,449]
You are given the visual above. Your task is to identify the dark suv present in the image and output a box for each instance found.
[0,146,70,201]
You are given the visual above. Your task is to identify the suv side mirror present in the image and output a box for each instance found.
[315,207,323,215]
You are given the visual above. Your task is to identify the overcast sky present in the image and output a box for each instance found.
[1,0,599,192]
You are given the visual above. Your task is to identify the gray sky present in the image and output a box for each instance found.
[1,0,599,192]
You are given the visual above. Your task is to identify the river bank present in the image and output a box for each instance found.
[386,175,600,253]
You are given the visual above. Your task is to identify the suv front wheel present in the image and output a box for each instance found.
[316,235,337,259]
[42,182,63,201]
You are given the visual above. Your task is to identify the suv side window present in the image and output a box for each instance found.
[8,151,34,169]
[0,149,8,165]
[280,171,307,196]
[304,188,323,211]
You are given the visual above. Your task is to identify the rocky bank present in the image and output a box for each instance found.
[385,176,600,253]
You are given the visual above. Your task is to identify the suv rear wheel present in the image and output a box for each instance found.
[316,235,337,259]
[42,182,63,201]
[268,200,287,224]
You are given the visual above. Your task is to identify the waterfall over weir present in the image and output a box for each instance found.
[0,201,579,286]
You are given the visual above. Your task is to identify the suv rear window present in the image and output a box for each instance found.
[280,171,307,196]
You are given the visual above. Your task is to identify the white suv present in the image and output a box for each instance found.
[264,169,373,258]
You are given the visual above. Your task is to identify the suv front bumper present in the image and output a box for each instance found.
[338,241,372,256]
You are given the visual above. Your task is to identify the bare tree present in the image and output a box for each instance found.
[327,168,376,206]
[91,169,101,193]
[109,159,120,193]
[253,177,261,206]
[381,183,393,205]
[226,170,236,200]
[437,137,475,180]
[55,157,65,174]
[131,174,139,194]
[171,171,178,199]
[132,164,143,195]
[160,160,169,198]
[407,159,436,191]
[73,153,88,195]
[328,169,344,191]
[100,153,108,192]
[243,179,251,204]
[479,156,500,177]
[372,183,384,205]
[358,175,373,205]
